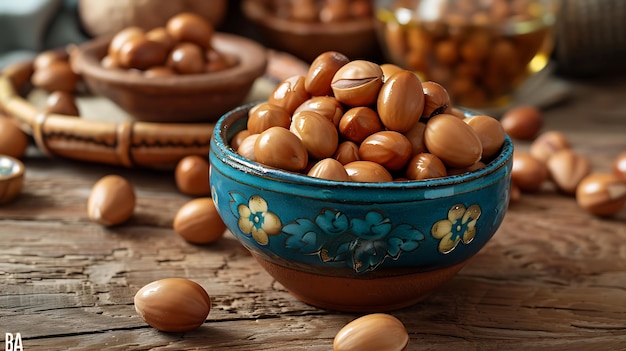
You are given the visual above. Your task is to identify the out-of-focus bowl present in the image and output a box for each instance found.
[0,155,24,205]
[209,102,513,312]
[241,0,379,62]
[70,33,267,123]
[373,0,557,109]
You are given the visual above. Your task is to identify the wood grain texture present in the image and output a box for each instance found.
[2,75,626,350]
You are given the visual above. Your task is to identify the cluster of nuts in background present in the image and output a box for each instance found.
[102,12,236,76]
[271,0,373,22]
[232,51,505,183]
[500,105,626,216]
[377,0,553,107]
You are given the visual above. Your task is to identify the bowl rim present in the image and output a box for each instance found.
[241,0,376,35]
[70,32,268,91]
[212,102,514,190]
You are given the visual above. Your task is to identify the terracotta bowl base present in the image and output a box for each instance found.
[252,253,468,312]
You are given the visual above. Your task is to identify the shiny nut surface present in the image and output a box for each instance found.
[421,81,451,119]
[339,107,383,143]
[529,131,570,163]
[269,75,310,115]
[118,35,169,70]
[305,51,350,96]
[254,127,308,172]
[576,173,626,217]
[173,198,226,244]
[236,133,259,161]
[464,115,506,160]
[290,111,339,159]
[511,152,548,193]
[167,42,205,74]
[87,174,135,226]
[247,102,292,135]
[546,149,591,195]
[359,131,412,171]
[424,114,483,168]
[294,96,344,126]
[333,313,409,351]
[331,60,383,107]
[334,141,361,165]
[344,161,393,182]
[377,70,424,132]
[31,61,79,93]
[175,155,211,196]
[405,152,447,180]
[166,12,214,49]
[134,278,211,332]
[307,158,350,181]
[500,106,544,141]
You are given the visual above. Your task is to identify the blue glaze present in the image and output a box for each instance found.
[210,102,513,277]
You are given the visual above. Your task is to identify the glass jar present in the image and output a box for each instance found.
[374,0,557,109]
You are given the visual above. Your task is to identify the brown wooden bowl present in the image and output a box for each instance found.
[241,0,378,63]
[71,32,268,123]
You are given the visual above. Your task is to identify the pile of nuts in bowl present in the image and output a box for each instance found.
[102,12,236,76]
[270,0,373,22]
[231,51,506,183]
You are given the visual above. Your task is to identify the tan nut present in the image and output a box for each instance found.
[511,152,548,193]
[377,70,425,132]
[331,60,383,107]
[546,149,591,195]
[173,198,226,244]
[576,173,626,217]
[87,174,135,226]
[424,114,483,168]
[333,313,409,351]
[529,131,570,163]
[307,158,350,181]
[134,278,211,332]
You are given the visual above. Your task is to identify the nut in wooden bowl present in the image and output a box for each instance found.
[0,155,25,205]
[242,0,379,62]
[70,32,268,123]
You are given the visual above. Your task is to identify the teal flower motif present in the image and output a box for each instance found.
[283,209,425,273]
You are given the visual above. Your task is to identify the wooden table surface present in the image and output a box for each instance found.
[2,67,626,351]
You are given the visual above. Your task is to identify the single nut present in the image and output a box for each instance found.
[31,61,79,93]
[145,27,176,52]
[334,141,360,165]
[269,75,311,115]
[305,51,350,96]
[404,121,427,156]
[500,106,543,140]
[380,63,403,82]
[0,118,29,159]
[254,127,308,172]
[307,158,350,181]
[294,96,344,126]
[167,42,205,74]
[108,26,144,63]
[464,115,506,160]
[87,174,135,226]
[359,131,412,171]
[613,151,626,182]
[236,133,259,161]
[331,60,383,107]
[134,278,211,332]
[511,152,548,192]
[339,107,383,143]
[421,81,451,119]
[377,70,425,133]
[175,155,211,196]
[290,111,339,159]
[230,129,251,151]
[529,131,570,163]
[424,114,483,168]
[576,173,626,217]
[118,35,169,70]
[247,102,291,135]
[33,49,69,71]
[344,161,393,183]
[405,153,447,180]
[546,149,591,195]
[45,91,79,116]
[174,198,226,244]
[166,12,214,49]
[333,313,409,351]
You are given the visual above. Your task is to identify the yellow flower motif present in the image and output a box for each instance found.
[431,204,481,254]
[237,195,282,245]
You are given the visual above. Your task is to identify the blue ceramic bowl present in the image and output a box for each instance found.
[209,102,513,312]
